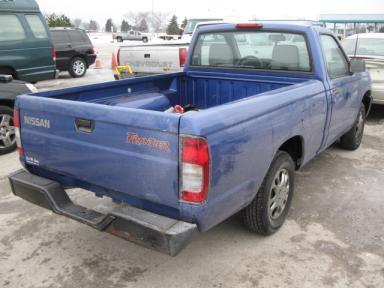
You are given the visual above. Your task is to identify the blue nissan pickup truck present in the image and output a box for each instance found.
[9,22,371,256]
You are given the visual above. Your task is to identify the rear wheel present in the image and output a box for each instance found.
[0,106,16,155]
[116,37,123,43]
[243,151,295,235]
[68,57,87,78]
[0,67,16,79]
[142,37,148,43]
[340,103,365,150]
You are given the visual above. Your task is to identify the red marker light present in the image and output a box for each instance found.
[236,23,263,29]
[13,108,23,156]
[52,47,56,62]
[179,47,188,67]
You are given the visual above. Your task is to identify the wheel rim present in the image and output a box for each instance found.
[355,110,364,142]
[73,60,85,76]
[0,113,16,149]
[268,168,290,221]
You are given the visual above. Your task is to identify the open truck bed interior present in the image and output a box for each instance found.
[33,72,308,111]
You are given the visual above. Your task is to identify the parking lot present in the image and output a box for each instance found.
[0,60,383,287]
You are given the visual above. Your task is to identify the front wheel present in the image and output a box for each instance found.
[68,57,87,78]
[0,106,17,155]
[243,151,295,235]
[142,37,148,43]
[340,104,365,150]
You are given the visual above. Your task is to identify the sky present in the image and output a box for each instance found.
[37,0,384,27]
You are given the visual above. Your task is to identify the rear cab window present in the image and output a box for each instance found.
[51,30,71,44]
[25,14,48,39]
[0,14,26,42]
[68,30,86,43]
[190,30,312,72]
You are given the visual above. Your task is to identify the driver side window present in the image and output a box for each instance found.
[321,35,349,79]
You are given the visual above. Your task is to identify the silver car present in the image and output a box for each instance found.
[342,33,384,104]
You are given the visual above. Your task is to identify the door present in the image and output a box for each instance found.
[128,31,135,40]
[23,14,55,81]
[321,34,354,146]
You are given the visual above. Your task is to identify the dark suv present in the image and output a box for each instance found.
[50,28,96,78]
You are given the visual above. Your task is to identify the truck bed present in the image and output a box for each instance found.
[32,72,304,111]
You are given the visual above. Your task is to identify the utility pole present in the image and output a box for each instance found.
[151,0,154,33]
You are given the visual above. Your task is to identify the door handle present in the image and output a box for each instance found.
[75,118,94,133]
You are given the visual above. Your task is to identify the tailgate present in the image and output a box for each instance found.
[119,45,186,73]
[17,96,182,209]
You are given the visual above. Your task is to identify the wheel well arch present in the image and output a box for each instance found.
[0,100,15,109]
[362,90,372,117]
[70,55,88,67]
[277,136,304,170]
[0,66,17,79]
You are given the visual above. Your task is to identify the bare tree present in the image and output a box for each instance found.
[73,18,82,28]
[151,11,169,32]
[83,20,99,32]
[124,10,170,32]
[124,11,149,30]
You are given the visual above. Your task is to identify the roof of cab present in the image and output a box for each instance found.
[196,21,331,35]
[0,0,40,12]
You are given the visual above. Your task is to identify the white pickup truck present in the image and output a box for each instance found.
[113,31,149,43]
[117,18,222,75]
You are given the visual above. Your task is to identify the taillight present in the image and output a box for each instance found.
[117,48,120,66]
[236,23,263,29]
[13,108,23,156]
[52,47,56,62]
[179,47,187,67]
[181,136,210,203]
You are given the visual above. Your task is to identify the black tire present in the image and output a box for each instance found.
[0,67,16,79]
[68,57,87,78]
[243,151,295,235]
[340,103,365,151]
[142,37,148,43]
[0,106,17,155]
[116,37,123,43]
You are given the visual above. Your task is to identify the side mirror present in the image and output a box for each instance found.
[350,58,366,73]
[0,74,13,83]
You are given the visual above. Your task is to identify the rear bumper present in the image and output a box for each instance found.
[8,169,197,256]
